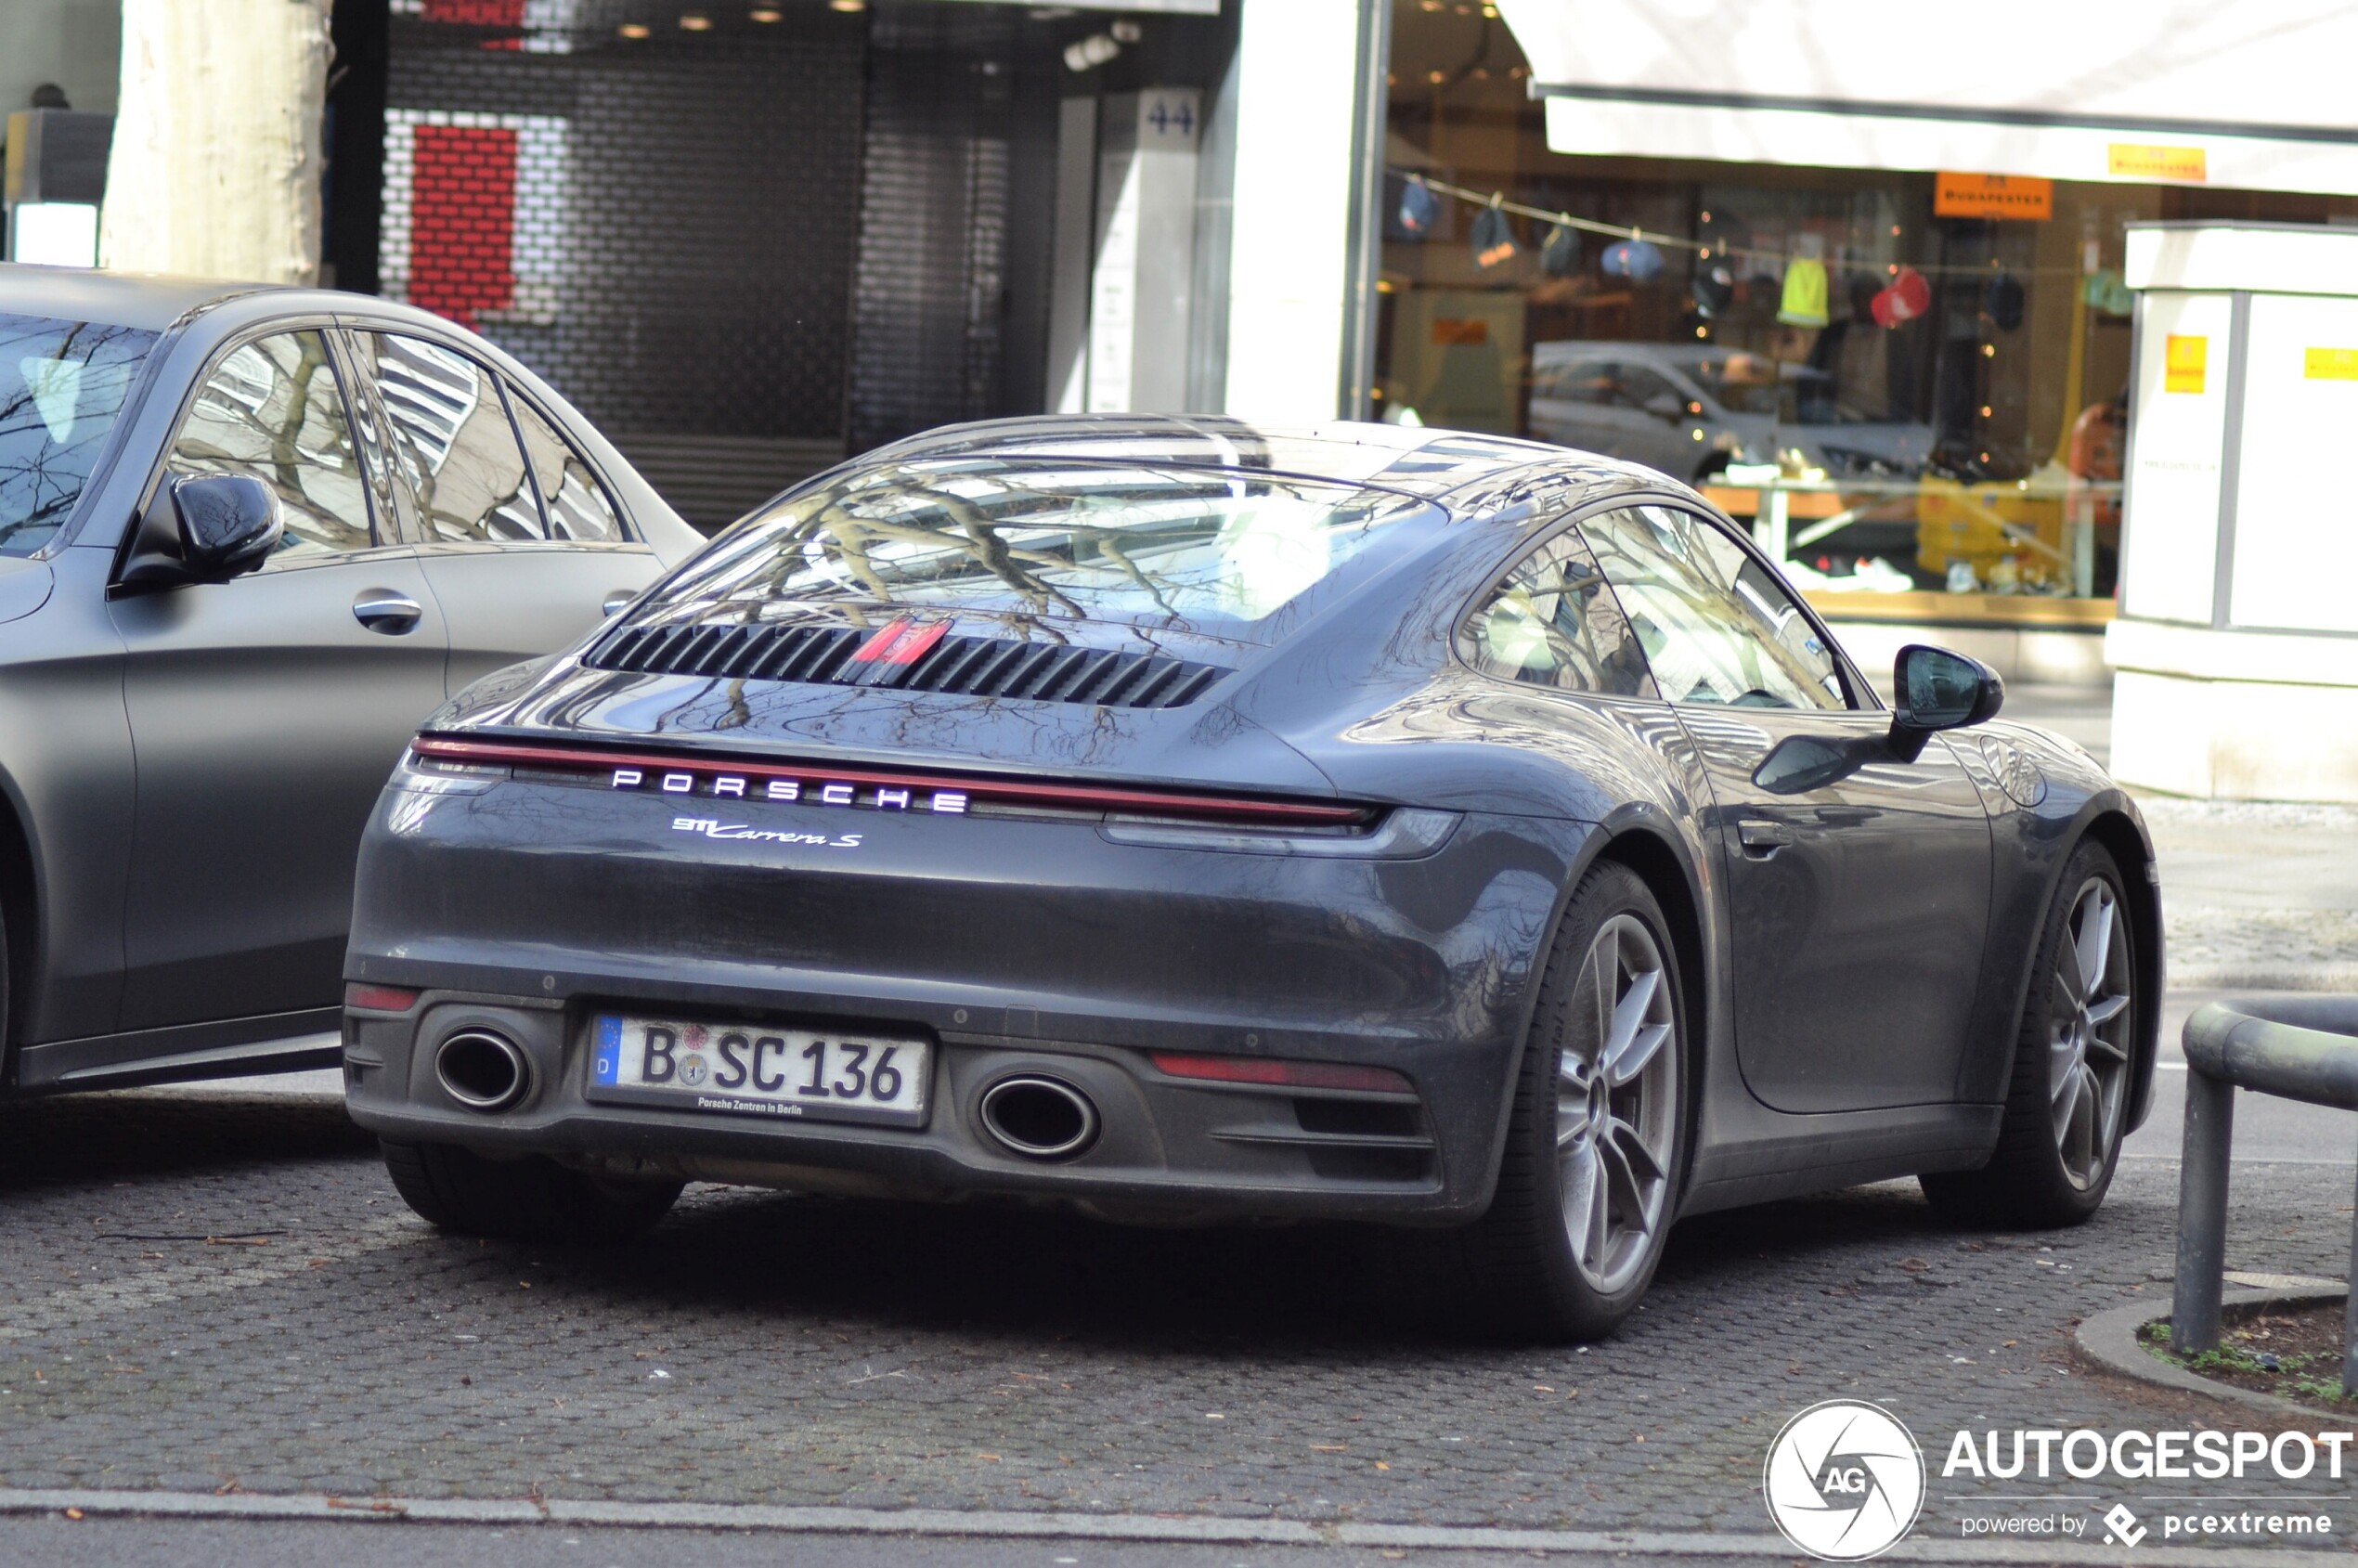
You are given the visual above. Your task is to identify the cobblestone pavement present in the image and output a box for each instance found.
[0,1072,2352,1548]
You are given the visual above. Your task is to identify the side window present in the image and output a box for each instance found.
[1614,366,1683,418]
[1458,526,1652,698]
[365,333,543,544]
[1560,361,1618,407]
[166,330,374,562]
[1579,505,1849,711]
[504,387,626,543]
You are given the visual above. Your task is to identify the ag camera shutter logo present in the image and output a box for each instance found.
[1764,1400,1926,1561]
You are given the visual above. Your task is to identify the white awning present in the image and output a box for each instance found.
[1499,0,2358,196]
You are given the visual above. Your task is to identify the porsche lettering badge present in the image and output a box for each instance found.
[610,767,967,816]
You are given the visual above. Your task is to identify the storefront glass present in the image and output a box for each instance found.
[1374,0,2358,621]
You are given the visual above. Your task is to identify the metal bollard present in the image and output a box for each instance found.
[2348,1132,2358,1396]
[2170,1068,2235,1355]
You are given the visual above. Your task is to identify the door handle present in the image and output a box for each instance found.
[602,590,637,617]
[1738,821,1794,857]
[353,591,423,634]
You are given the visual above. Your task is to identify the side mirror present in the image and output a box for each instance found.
[1642,391,1685,421]
[113,474,285,597]
[1888,643,2002,761]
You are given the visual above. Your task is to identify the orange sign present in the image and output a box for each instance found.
[1430,318,1489,346]
[1934,173,2054,220]
[2307,347,2358,380]
[2109,143,2209,182]
[2165,334,2208,394]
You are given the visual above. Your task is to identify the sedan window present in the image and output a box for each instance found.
[1458,528,1652,697]
[166,330,374,561]
[364,333,543,545]
[0,313,157,556]
[1580,505,1848,711]
[505,386,624,542]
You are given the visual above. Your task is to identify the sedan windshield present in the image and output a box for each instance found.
[675,459,1437,641]
[0,314,158,556]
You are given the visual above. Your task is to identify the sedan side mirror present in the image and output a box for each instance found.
[1888,644,2002,761]
[113,474,285,597]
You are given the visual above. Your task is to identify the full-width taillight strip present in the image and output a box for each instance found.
[409,735,1374,827]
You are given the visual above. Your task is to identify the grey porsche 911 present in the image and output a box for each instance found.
[343,417,2160,1340]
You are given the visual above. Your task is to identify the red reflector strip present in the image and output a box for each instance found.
[880,619,949,665]
[849,616,913,663]
[346,983,421,1012]
[1150,1053,1414,1095]
[409,735,1373,827]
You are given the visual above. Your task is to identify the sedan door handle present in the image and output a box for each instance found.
[353,591,423,635]
[1738,821,1794,856]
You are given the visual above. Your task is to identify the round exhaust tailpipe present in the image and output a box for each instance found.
[435,1029,530,1112]
[978,1075,1099,1160]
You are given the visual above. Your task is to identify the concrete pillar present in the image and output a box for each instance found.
[2107,222,2358,801]
[1221,0,1371,424]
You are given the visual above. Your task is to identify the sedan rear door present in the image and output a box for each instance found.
[110,327,450,1032]
[347,330,665,694]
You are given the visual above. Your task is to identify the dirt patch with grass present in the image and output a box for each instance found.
[2143,1302,2358,1412]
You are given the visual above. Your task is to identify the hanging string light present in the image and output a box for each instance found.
[1390,168,2084,280]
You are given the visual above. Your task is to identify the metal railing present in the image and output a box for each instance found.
[2171,996,2358,1392]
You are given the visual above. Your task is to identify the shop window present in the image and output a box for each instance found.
[1371,0,2358,615]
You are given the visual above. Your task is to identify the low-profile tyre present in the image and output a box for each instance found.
[1921,839,2138,1228]
[381,1139,682,1243]
[1407,861,1690,1341]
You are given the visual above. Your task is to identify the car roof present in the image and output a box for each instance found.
[857,415,1636,501]
[0,264,287,332]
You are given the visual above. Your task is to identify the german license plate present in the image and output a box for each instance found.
[587,1014,928,1127]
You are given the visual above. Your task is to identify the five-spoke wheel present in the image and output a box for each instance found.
[1554,914,1678,1295]
[2049,876,2133,1191]
[1921,840,2140,1227]
[1422,861,1690,1341]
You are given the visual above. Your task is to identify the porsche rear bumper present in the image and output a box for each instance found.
[342,756,1591,1223]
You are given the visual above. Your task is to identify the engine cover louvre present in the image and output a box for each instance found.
[587,620,1227,710]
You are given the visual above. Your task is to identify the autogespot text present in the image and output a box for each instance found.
[1944,1428,2356,1481]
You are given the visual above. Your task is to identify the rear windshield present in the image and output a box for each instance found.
[674,459,1438,641]
[0,314,158,556]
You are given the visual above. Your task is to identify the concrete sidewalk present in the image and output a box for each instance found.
[2005,683,2358,991]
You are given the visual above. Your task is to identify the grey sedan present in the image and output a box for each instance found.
[0,265,702,1093]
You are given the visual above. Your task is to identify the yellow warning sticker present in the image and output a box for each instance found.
[2109,144,2208,182]
[2306,347,2358,381]
[2164,334,2208,394]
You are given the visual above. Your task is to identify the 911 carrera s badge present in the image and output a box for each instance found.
[673,816,862,849]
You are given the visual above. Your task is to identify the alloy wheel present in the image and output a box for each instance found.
[2050,876,2132,1190]
[1555,914,1678,1294]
